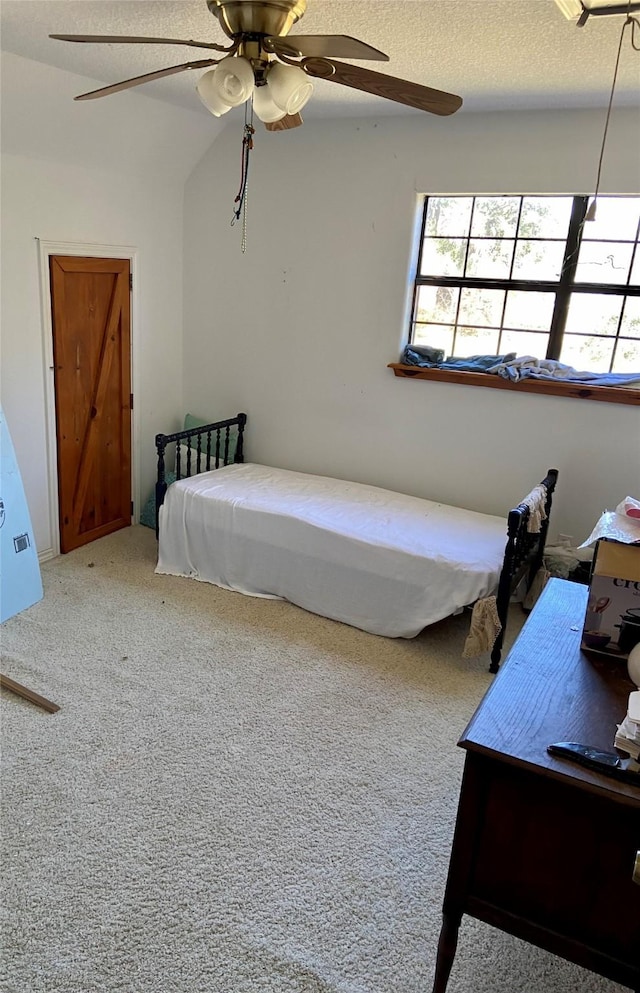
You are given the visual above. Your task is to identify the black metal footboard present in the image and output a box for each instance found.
[154,412,246,536]
[490,468,559,673]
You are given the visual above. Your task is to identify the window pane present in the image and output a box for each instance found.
[470,197,519,238]
[425,197,472,237]
[512,240,565,280]
[613,338,640,373]
[415,285,459,324]
[458,288,505,327]
[621,297,640,338]
[413,324,454,356]
[581,196,640,242]
[575,241,634,285]
[559,335,615,373]
[466,239,514,278]
[565,293,623,336]
[519,197,573,239]
[451,326,500,356]
[411,194,640,378]
[503,291,555,331]
[420,238,466,276]
[500,329,550,358]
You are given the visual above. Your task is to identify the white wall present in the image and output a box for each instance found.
[2,46,638,556]
[183,107,640,544]
[1,53,219,557]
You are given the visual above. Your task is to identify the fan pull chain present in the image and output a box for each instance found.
[241,187,249,253]
[231,102,255,253]
[586,5,639,222]
[559,3,639,275]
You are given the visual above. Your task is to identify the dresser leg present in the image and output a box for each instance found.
[432,911,461,993]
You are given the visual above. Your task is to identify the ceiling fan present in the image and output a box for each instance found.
[50,0,463,131]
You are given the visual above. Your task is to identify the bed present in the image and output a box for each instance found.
[154,413,558,671]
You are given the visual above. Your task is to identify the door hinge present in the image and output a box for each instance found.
[129,272,133,291]
[130,393,134,410]
[131,501,134,517]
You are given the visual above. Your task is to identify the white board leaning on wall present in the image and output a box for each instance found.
[0,406,43,623]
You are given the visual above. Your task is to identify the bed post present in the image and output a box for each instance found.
[489,468,559,674]
[235,412,247,463]
[155,433,168,538]
[490,509,520,674]
[526,468,558,588]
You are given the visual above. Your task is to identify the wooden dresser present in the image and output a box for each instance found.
[433,578,640,993]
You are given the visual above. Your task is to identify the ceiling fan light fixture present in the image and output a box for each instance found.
[267,62,314,115]
[196,68,233,116]
[253,84,288,123]
[212,55,255,107]
[53,5,463,123]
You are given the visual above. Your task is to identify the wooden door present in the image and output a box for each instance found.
[50,256,132,553]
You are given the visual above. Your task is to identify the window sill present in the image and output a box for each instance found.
[387,364,640,407]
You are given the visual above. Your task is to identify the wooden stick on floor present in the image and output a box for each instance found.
[0,674,60,713]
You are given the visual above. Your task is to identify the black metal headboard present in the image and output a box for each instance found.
[154,412,246,536]
[491,468,559,672]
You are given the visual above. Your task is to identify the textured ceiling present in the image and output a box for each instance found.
[1,0,639,119]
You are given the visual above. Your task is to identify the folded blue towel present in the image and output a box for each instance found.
[440,353,516,373]
[401,347,515,372]
[402,344,445,367]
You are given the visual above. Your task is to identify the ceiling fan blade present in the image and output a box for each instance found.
[73,59,218,101]
[302,58,462,117]
[266,35,388,61]
[50,34,231,52]
[265,113,304,132]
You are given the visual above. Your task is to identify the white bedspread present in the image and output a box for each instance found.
[156,463,508,638]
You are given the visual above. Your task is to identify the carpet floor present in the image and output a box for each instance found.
[0,525,627,993]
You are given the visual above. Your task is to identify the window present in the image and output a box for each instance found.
[409,195,640,374]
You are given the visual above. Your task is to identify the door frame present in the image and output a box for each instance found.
[38,240,139,559]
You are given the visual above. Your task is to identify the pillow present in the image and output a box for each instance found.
[183,412,211,432]
[139,471,177,530]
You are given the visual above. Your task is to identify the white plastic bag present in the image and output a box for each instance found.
[579,496,640,547]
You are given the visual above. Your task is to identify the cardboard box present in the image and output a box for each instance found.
[581,539,640,660]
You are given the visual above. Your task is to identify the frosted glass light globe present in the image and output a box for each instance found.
[253,85,287,123]
[196,70,232,117]
[267,62,313,115]
[214,56,255,107]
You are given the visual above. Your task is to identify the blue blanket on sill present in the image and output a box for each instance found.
[487,356,640,387]
[401,347,640,387]
[402,347,516,373]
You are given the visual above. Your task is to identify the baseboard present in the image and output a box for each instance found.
[38,547,57,564]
